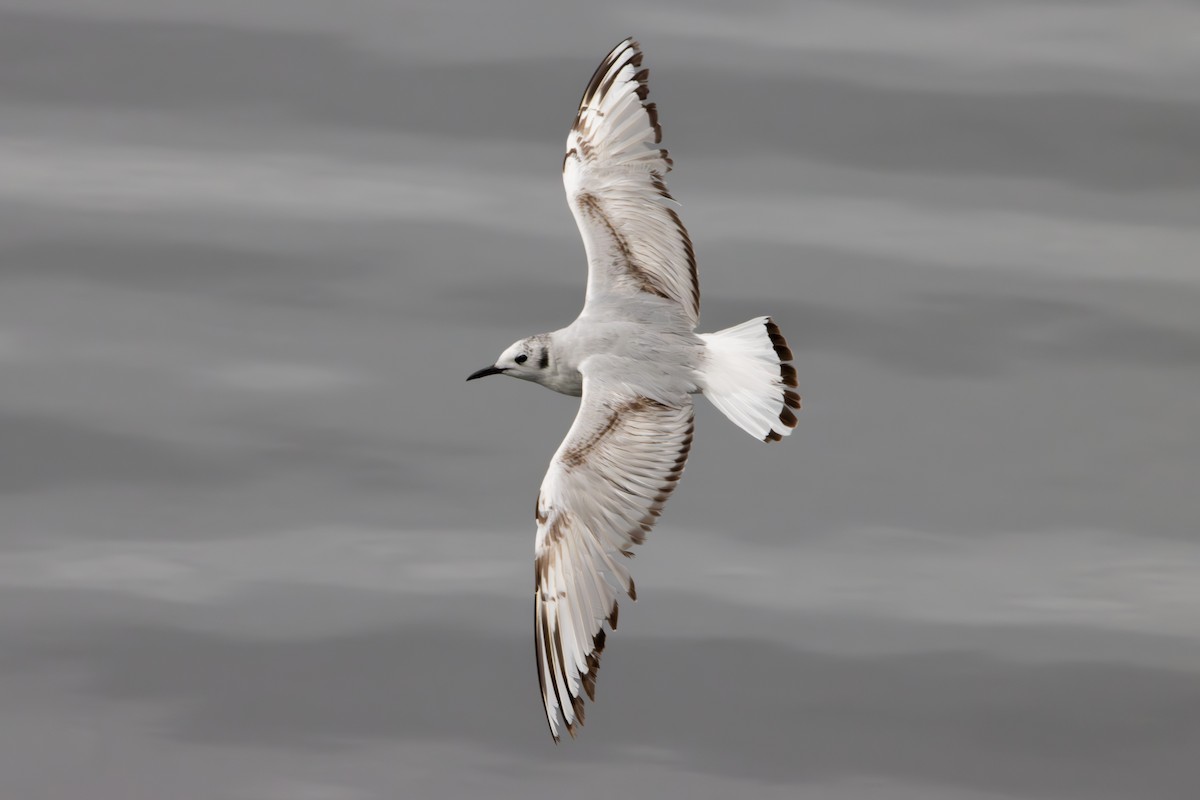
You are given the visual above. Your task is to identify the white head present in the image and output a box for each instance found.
[466,335,550,385]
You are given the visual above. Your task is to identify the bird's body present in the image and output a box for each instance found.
[531,294,705,399]
[467,38,800,740]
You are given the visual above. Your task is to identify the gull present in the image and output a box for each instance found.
[467,37,800,741]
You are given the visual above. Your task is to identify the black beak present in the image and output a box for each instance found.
[466,365,505,382]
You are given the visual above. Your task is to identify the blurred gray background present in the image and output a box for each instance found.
[1,1,1198,798]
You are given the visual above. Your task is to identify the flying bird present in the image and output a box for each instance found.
[467,38,799,740]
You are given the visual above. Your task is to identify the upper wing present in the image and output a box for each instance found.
[533,369,694,740]
[564,38,699,327]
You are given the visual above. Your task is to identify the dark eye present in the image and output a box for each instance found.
[515,354,528,364]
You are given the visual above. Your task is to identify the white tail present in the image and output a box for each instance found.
[699,316,800,442]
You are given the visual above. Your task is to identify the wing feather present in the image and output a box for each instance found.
[564,38,699,326]
[533,371,694,740]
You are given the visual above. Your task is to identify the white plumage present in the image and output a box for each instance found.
[467,38,800,740]
[564,38,698,325]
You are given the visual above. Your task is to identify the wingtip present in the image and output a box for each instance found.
[603,37,639,67]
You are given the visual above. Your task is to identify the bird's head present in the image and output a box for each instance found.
[466,336,548,384]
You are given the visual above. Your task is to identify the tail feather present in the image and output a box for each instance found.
[699,316,800,442]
